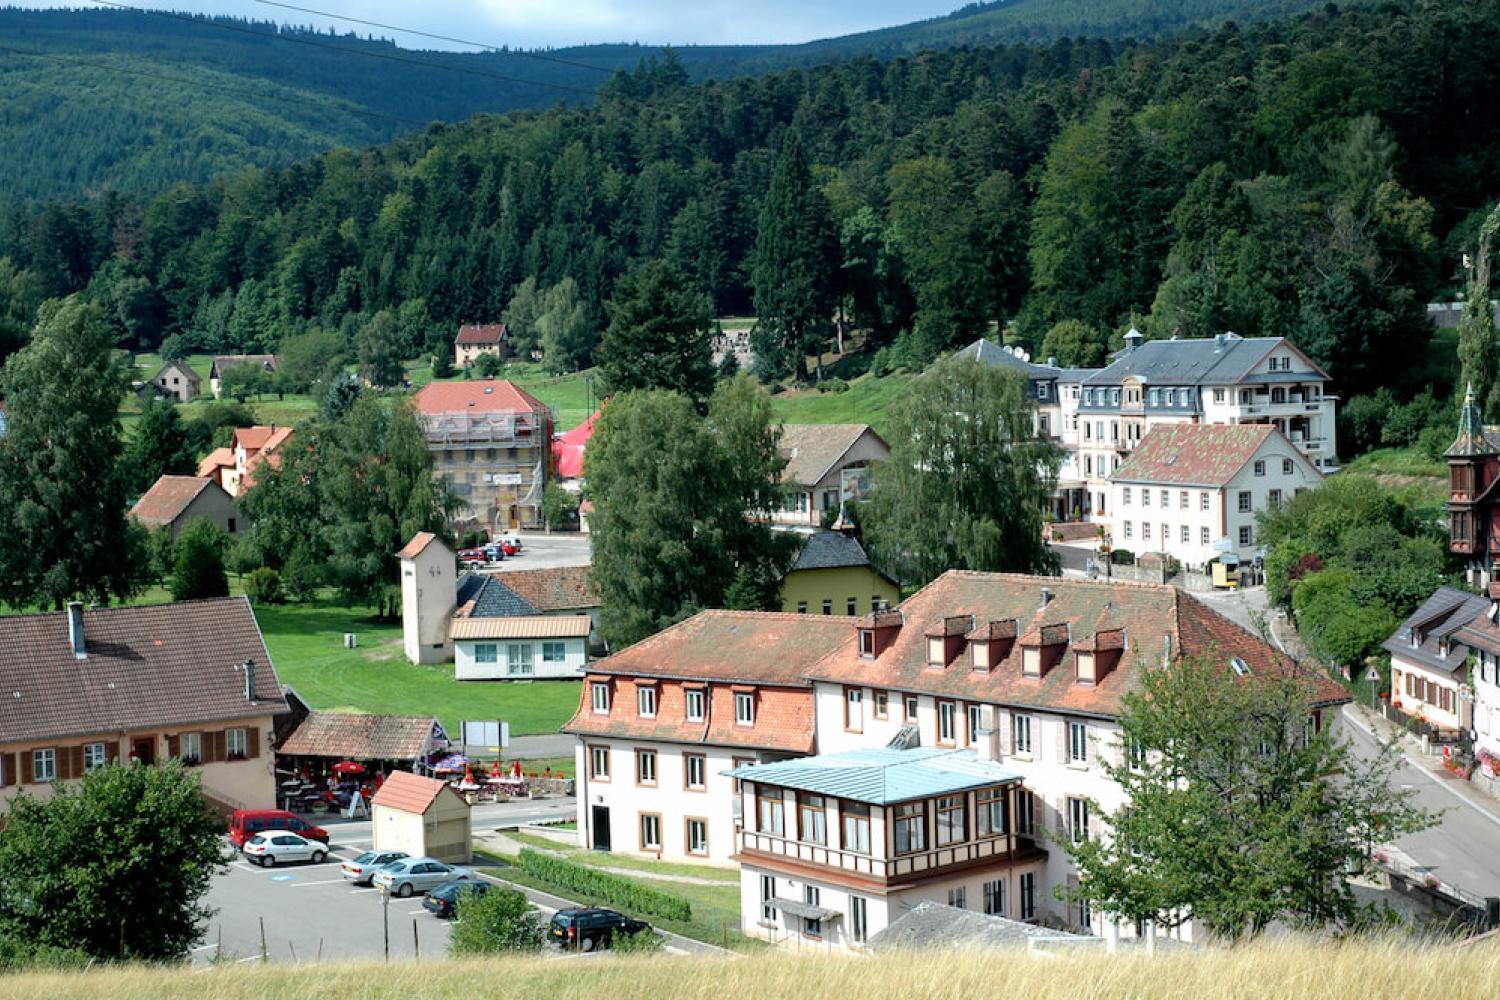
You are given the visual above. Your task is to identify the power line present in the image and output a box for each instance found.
[83,0,601,99]
[249,0,618,75]
[0,42,434,130]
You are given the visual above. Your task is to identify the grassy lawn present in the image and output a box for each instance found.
[769,370,913,438]
[252,602,581,737]
[1341,446,1445,479]
[479,850,757,951]
[504,830,738,883]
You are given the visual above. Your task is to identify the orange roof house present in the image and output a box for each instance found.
[129,475,241,540]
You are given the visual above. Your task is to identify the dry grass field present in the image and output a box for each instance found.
[4,936,1499,1000]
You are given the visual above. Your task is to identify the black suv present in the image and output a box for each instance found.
[548,907,650,951]
[422,878,490,919]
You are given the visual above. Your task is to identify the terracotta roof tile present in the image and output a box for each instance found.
[564,678,814,753]
[1111,423,1278,487]
[129,475,218,526]
[396,532,445,560]
[413,379,548,416]
[277,711,438,760]
[449,615,591,640]
[0,598,287,744]
[196,447,234,477]
[455,324,507,346]
[968,619,1018,641]
[490,566,598,613]
[857,610,904,629]
[927,614,977,638]
[586,609,856,685]
[806,571,1348,719]
[370,769,455,814]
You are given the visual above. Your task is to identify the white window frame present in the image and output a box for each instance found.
[33,748,57,783]
[506,642,534,676]
[589,745,610,780]
[846,687,864,731]
[1068,721,1088,764]
[938,701,956,743]
[684,753,707,790]
[1069,797,1091,843]
[851,895,868,942]
[1013,713,1034,756]
[735,691,754,726]
[591,682,610,714]
[1239,525,1254,546]
[83,742,107,771]
[180,732,202,763]
[686,817,708,855]
[761,874,777,922]
[474,642,499,664]
[640,813,661,850]
[638,686,657,718]
[636,749,657,785]
[685,688,704,721]
[541,641,567,664]
[984,878,1006,916]
[226,728,248,758]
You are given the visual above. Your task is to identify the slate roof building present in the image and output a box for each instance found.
[1383,585,1491,736]
[775,424,889,526]
[1106,422,1322,570]
[456,565,603,652]
[730,746,1040,952]
[454,323,509,367]
[414,379,552,530]
[0,598,287,814]
[563,610,857,863]
[780,529,900,616]
[129,474,241,539]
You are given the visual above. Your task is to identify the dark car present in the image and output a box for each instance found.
[422,878,490,918]
[548,907,650,951]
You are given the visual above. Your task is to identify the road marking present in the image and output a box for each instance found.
[350,887,382,894]
[191,943,218,953]
[407,909,428,916]
[290,878,349,887]
[235,956,263,964]
[231,862,261,872]
[1342,707,1500,831]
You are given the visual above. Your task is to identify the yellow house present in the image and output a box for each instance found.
[370,770,473,864]
[780,530,900,617]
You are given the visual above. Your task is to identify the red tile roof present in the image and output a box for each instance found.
[1111,423,1279,487]
[396,532,446,561]
[231,425,294,455]
[806,571,1348,719]
[455,323,508,346]
[0,598,286,744]
[278,711,438,761]
[129,475,220,526]
[371,769,456,814]
[491,566,599,613]
[585,609,857,686]
[564,678,814,753]
[197,447,234,478]
[413,380,547,416]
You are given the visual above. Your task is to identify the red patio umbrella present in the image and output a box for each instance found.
[332,761,365,775]
[490,759,502,777]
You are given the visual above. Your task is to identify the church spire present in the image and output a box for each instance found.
[1447,382,1495,457]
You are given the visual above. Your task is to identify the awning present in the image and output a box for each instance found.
[768,897,841,921]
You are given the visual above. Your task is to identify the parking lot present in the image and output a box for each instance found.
[195,835,458,966]
[489,532,591,572]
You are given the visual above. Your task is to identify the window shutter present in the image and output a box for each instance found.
[55,747,72,782]
[247,726,260,760]
[206,731,225,764]
[999,712,1013,755]
[1056,718,1067,764]
[20,751,33,785]
[1053,798,1067,835]
[107,740,121,764]
[69,746,84,779]
[167,735,180,758]
[0,752,13,787]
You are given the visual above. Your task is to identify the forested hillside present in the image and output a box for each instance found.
[1,0,1326,203]
[2,0,1498,411]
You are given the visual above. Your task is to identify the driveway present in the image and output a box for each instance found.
[491,532,591,572]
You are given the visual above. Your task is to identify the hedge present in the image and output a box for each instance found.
[517,848,692,922]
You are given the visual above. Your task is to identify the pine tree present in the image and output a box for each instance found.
[750,132,839,382]
[0,297,144,608]
[597,260,714,404]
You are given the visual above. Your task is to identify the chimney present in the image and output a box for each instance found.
[1040,587,1053,610]
[67,601,86,659]
[243,659,257,702]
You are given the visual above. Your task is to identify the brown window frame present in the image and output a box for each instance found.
[684,816,709,856]
[840,800,872,856]
[756,787,786,836]
[873,691,889,720]
[639,812,662,851]
[683,752,707,792]
[634,748,657,786]
[935,794,967,846]
[796,792,828,846]
[844,687,864,733]
[588,745,611,782]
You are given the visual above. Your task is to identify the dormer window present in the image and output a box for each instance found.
[859,630,875,657]
[972,640,990,671]
[591,681,610,714]
[927,637,944,667]
[637,685,657,718]
[1439,639,1450,659]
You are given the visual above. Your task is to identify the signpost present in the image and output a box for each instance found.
[461,720,510,754]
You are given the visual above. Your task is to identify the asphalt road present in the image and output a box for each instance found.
[197,798,578,966]
[490,532,591,572]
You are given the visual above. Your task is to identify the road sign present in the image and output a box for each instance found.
[1364,665,1381,683]
[461,720,509,750]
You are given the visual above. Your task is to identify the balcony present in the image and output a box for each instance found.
[737,828,1038,885]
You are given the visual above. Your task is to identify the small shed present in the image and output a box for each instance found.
[370,770,472,864]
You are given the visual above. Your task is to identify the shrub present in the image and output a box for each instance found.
[431,352,454,379]
[516,849,691,922]
[542,482,580,529]
[475,353,504,378]
[818,377,849,393]
[169,520,229,601]
[448,886,544,955]
[244,567,284,604]
[1110,548,1135,565]
[459,528,489,549]
[611,928,664,954]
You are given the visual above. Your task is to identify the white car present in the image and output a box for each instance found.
[242,830,329,867]
[371,857,473,897]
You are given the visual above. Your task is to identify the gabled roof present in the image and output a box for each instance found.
[806,571,1347,719]
[953,337,1060,380]
[197,447,234,477]
[1384,586,1491,675]
[726,746,1022,805]
[1110,423,1283,487]
[455,323,507,346]
[151,359,201,385]
[371,769,459,814]
[1084,334,1328,386]
[489,566,599,613]
[565,679,814,753]
[868,902,1082,952]
[457,574,537,617]
[778,423,887,488]
[553,409,601,479]
[789,530,893,583]
[413,379,548,416]
[583,609,857,686]
[0,598,286,744]
[277,711,438,761]
[231,425,294,454]
[129,475,224,526]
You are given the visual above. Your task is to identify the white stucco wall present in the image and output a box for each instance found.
[454,636,586,680]
[401,541,456,665]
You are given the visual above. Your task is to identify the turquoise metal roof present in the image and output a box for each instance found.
[724,747,1022,805]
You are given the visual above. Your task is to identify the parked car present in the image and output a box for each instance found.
[497,532,522,553]
[341,849,408,885]
[482,543,508,562]
[458,548,486,567]
[228,809,329,847]
[422,878,490,918]
[371,857,474,897]
[548,907,650,952]
[242,830,328,867]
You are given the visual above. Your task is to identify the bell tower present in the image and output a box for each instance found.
[1447,384,1497,585]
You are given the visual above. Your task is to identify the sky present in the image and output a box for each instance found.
[34,1,973,48]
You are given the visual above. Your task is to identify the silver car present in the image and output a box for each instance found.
[370,857,473,897]
[341,849,409,885]
[242,831,328,867]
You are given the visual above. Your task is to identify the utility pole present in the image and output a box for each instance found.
[382,885,390,961]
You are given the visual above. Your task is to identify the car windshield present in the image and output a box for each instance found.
[353,851,377,864]
[248,834,266,844]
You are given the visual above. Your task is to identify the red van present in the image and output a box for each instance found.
[228,809,330,847]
